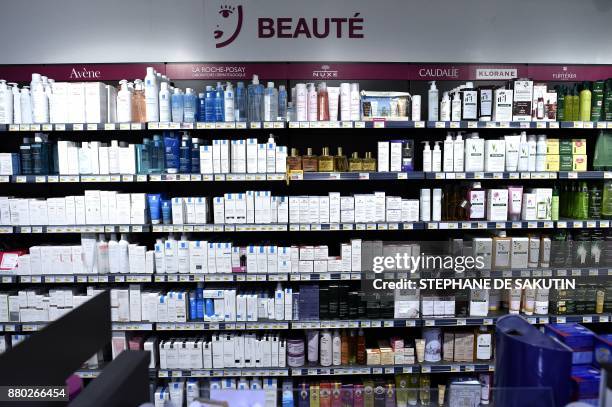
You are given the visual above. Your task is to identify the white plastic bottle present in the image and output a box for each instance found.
[116,80,132,123]
[0,80,13,124]
[422,141,432,172]
[108,234,120,273]
[439,91,451,121]
[319,329,332,367]
[517,131,529,172]
[451,91,462,121]
[178,235,190,274]
[536,134,547,172]
[420,188,431,221]
[527,135,537,171]
[96,234,110,274]
[11,83,21,124]
[432,188,442,221]
[332,329,341,366]
[432,141,442,172]
[154,238,165,274]
[295,83,308,122]
[164,234,178,274]
[274,283,284,320]
[108,140,120,174]
[264,82,278,122]
[350,83,361,121]
[158,82,171,122]
[224,82,235,122]
[307,83,317,121]
[144,67,159,122]
[339,83,351,121]
[454,132,465,172]
[443,133,454,172]
[411,95,421,121]
[20,87,33,124]
[32,80,49,124]
[428,81,439,121]
[119,233,129,274]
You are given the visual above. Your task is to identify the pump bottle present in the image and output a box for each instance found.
[428,81,439,121]
[158,82,171,122]
[432,141,442,172]
[451,91,462,121]
[11,83,21,124]
[454,132,465,172]
[20,87,33,124]
[144,67,159,122]
[517,132,529,172]
[439,91,451,121]
[247,75,264,122]
[117,80,132,123]
[224,82,235,122]
[0,80,13,124]
[443,133,454,172]
[119,234,129,274]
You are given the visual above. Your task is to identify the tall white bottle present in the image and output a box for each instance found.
[439,91,451,121]
[428,81,439,121]
[432,141,442,172]
[158,82,171,122]
[332,329,341,366]
[30,73,42,118]
[119,234,130,274]
[20,87,33,124]
[517,131,529,172]
[453,132,465,172]
[154,238,165,274]
[307,83,317,121]
[144,67,159,122]
[443,133,454,172]
[422,141,432,172]
[0,80,13,124]
[224,82,235,122]
[116,80,132,123]
[274,283,284,320]
[108,234,120,273]
[350,83,361,121]
[295,83,307,122]
[11,83,21,124]
[96,234,110,274]
[451,91,462,121]
[319,329,332,367]
[339,83,351,121]
[527,135,537,171]
[32,80,48,124]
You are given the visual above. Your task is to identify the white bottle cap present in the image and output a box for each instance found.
[146,67,155,75]
[267,82,274,88]
[160,82,168,90]
[252,75,259,85]
[429,81,437,90]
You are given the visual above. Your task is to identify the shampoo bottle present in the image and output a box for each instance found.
[428,81,439,121]
[204,86,215,122]
[117,80,133,123]
[332,329,341,366]
[432,141,442,172]
[171,88,184,123]
[144,67,159,122]
[462,82,478,120]
[453,133,464,172]
[443,133,454,172]
[527,135,537,171]
[422,141,432,172]
[439,91,450,121]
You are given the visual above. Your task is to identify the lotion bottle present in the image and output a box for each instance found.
[422,141,432,172]
[108,233,120,273]
[320,329,332,367]
[350,83,361,121]
[432,141,442,172]
[428,81,439,121]
[453,132,465,172]
[443,133,454,172]
[439,91,451,121]
[117,80,132,123]
[451,91,462,121]
[119,233,129,274]
[295,83,308,122]
[20,87,33,124]
[144,67,159,122]
[411,95,421,121]
[517,132,529,172]
[158,82,171,122]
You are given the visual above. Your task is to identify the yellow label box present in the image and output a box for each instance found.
[546,139,559,155]
[573,155,588,171]
[572,139,587,155]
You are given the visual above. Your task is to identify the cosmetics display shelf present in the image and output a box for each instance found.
[5,314,609,335]
[1,220,609,235]
[3,120,612,134]
[2,266,610,285]
[0,173,287,184]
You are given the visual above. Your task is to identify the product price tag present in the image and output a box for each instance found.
[601,220,610,228]
[374,121,385,128]
[29,124,41,131]
[341,121,353,128]
[573,221,584,228]
[587,221,596,228]
[557,221,567,228]
[8,124,18,131]
[527,221,537,229]
[583,316,593,323]
[465,365,475,372]
[467,121,478,128]
[414,121,425,128]
[573,121,584,128]
[18,124,30,131]
[483,318,494,325]
[450,121,460,128]
[584,121,594,128]
[600,315,610,323]
[496,222,506,229]
[434,121,446,128]
[354,121,365,128]
[485,121,496,128]
[427,223,438,230]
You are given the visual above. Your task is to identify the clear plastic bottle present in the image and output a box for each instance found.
[131,79,146,123]
[150,135,165,173]
[234,82,247,121]
[205,86,215,122]
[317,82,330,121]
[198,92,206,122]
[247,75,264,122]
[182,88,197,123]
[264,82,278,122]
[214,82,224,122]
[171,88,184,123]
[307,83,318,121]
[278,85,288,121]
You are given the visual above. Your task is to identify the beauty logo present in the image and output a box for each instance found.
[552,66,577,80]
[312,65,338,79]
[214,4,244,48]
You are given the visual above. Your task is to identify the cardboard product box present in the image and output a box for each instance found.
[512,80,533,121]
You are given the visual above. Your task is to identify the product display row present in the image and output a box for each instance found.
[2,70,612,125]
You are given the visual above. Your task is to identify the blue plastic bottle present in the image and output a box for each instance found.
[278,85,288,122]
[235,82,247,121]
[247,75,264,122]
[189,291,197,321]
[196,287,204,320]
[171,88,184,123]
[182,88,196,123]
[214,82,224,122]
[205,298,214,319]
[179,133,192,173]
[150,134,164,173]
[197,92,206,122]
[204,86,215,122]
[163,131,179,174]
[191,138,200,173]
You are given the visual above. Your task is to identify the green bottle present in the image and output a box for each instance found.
[573,86,581,121]
[557,85,566,121]
[603,181,612,219]
[594,131,612,171]
[564,87,574,121]
[579,81,592,122]
[551,184,560,221]
[589,186,602,219]
[576,182,589,220]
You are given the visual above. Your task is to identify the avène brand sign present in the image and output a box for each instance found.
[0,64,165,81]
